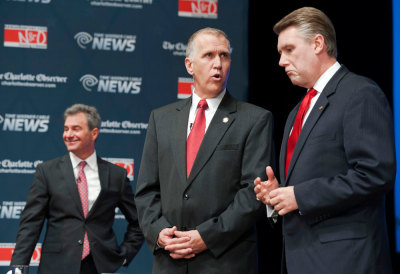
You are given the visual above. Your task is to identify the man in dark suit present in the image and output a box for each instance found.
[135,27,274,273]
[9,104,144,274]
[254,7,395,274]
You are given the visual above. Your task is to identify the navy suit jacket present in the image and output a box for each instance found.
[279,66,395,274]
[10,155,144,274]
[135,92,274,274]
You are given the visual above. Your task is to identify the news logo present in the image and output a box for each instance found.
[80,74,142,94]
[178,0,218,19]
[178,77,193,99]
[4,24,47,49]
[0,243,41,266]
[74,32,136,52]
[103,158,134,181]
[0,113,49,133]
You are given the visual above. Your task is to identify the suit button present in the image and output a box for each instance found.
[184,193,189,200]
[78,240,83,245]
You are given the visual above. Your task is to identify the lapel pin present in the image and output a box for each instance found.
[222,117,229,123]
[319,106,324,110]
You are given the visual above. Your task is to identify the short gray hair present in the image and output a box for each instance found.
[64,104,101,131]
[273,7,337,58]
[186,27,231,59]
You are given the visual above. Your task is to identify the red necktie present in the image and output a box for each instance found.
[285,88,318,177]
[77,161,90,259]
[186,99,208,178]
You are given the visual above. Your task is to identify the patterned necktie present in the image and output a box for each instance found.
[285,88,318,178]
[186,99,208,178]
[77,161,90,259]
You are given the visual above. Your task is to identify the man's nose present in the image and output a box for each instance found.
[213,56,222,68]
[278,54,288,67]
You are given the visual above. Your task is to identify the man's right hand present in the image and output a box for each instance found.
[157,226,194,259]
[254,166,279,205]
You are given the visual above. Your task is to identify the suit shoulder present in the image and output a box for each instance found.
[152,99,190,116]
[236,100,272,117]
[97,157,126,174]
[36,155,67,169]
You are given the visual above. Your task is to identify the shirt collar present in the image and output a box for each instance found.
[313,61,341,93]
[69,151,97,170]
[191,88,226,112]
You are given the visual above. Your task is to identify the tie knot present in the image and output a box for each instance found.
[198,99,208,110]
[79,161,87,169]
[308,88,318,97]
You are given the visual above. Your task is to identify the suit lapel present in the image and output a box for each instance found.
[172,98,192,186]
[187,92,236,185]
[284,66,349,184]
[61,154,85,218]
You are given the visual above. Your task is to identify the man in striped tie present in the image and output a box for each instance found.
[9,104,144,274]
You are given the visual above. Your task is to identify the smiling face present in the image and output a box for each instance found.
[63,112,98,159]
[185,33,231,98]
[277,26,320,89]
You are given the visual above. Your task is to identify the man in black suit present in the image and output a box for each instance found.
[254,7,395,274]
[9,104,144,274]
[135,27,274,273]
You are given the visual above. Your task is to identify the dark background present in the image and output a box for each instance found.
[248,1,396,273]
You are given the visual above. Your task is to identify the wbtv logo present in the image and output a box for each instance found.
[4,24,47,49]
[178,0,218,19]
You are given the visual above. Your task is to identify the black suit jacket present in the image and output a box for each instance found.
[279,66,395,274]
[10,154,144,274]
[135,92,274,274]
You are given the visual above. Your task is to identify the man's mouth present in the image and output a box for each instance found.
[212,73,221,79]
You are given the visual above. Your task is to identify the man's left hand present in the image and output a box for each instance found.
[269,186,298,216]
[164,230,207,259]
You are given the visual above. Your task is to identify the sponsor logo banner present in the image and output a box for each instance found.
[4,24,47,49]
[0,201,26,219]
[162,41,186,56]
[103,158,134,181]
[80,74,142,94]
[7,0,51,3]
[88,0,153,9]
[100,120,148,135]
[0,72,67,88]
[74,32,136,52]
[178,0,218,19]
[177,77,193,99]
[0,159,42,174]
[0,114,49,133]
[0,243,41,266]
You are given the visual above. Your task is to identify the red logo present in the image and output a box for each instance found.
[178,77,193,99]
[103,158,134,181]
[178,0,218,19]
[4,24,47,49]
[0,243,41,266]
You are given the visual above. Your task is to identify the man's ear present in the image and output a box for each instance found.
[185,57,194,75]
[91,128,99,141]
[313,34,325,55]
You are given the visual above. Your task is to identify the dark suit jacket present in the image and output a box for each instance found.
[135,92,274,274]
[279,66,395,274]
[10,154,144,274]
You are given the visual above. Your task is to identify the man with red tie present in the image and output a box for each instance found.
[9,104,144,274]
[135,27,274,274]
[254,7,395,274]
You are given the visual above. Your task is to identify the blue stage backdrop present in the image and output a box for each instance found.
[0,1,249,272]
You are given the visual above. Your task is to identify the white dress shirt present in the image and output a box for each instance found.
[187,89,226,137]
[70,151,101,211]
